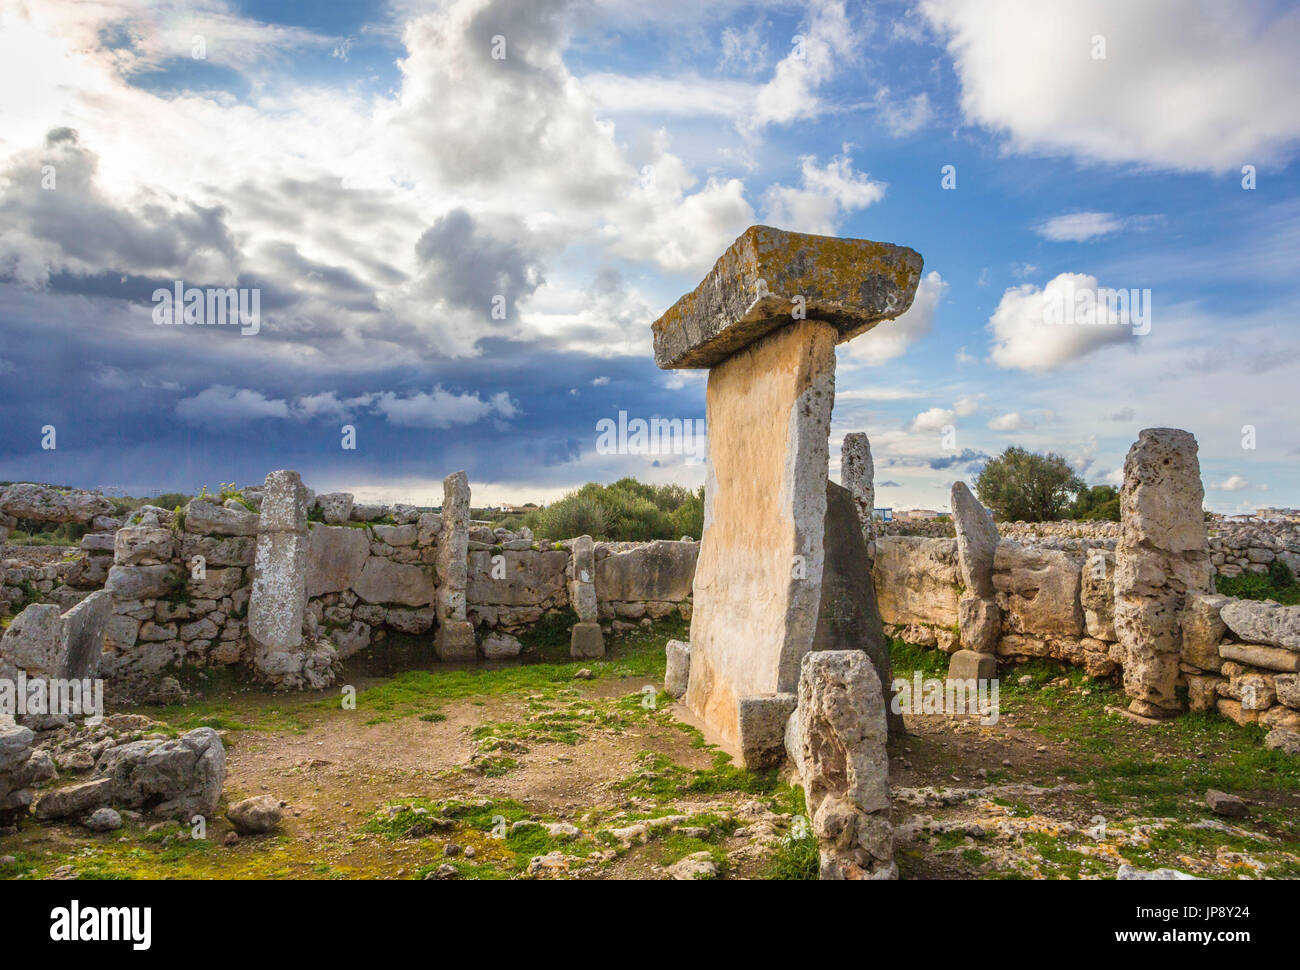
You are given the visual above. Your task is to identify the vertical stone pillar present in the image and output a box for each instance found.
[652,225,922,765]
[841,433,876,552]
[1115,429,1213,717]
[949,481,1002,678]
[568,534,604,658]
[797,650,895,880]
[249,470,336,689]
[435,471,476,660]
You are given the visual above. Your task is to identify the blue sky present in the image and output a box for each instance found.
[1,0,1298,512]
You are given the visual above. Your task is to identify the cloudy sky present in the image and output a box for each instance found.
[1,0,1298,511]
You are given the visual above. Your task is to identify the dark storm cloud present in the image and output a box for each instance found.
[0,129,237,277]
[413,208,545,320]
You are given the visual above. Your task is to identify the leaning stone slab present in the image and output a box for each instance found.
[652,225,923,369]
[1220,600,1300,652]
[840,433,875,549]
[951,482,999,599]
[59,590,110,680]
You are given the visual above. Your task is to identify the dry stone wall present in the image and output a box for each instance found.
[1,474,698,698]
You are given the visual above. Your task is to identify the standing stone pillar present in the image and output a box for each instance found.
[1114,429,1213,717]
[653,225,922,765]
[841,433,876,553]
[249,470,336,689]
[435,471,476,660]
[568,535,604,658]
[949,481,1001,680]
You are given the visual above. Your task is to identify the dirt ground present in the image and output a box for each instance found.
[3,622,1299,880]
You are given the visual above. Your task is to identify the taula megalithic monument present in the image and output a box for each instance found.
[653,225,922,766]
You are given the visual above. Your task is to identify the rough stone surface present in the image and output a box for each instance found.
[737,693,797,769]
[436,472,470,632]
[1205,789,1248,818]
[353,558,434,607]
[569,622,605,660]
[0,483,111,524]
[482,632,523,659]
[957,595,1001,654]
[1081,549,1117,641]
[1181,593,1229,672]
[948,649,996,682]
[568,535,598,623]
[0,603,64,677]
[873,537,960,628]
[58,590,110,679]
[184,498,258,537]
[951,482,999,599]
[249,470,336,689]
[1218,642,1300,672]
[664,640,691,699]
[306,524,370,597]
[652,225,923,369]
[227,794,283,834]
[1220,600,1300,652]
[840,432,875,549]
[434,620,476,661]
[796,651,895,880]
[595,540,697,603]
[1114,429,1213,715]
[993,542,1084,637]
[316,492,354,525]
[684,320,835,752]
[813,481,902,735]
[1264,728,1300,755]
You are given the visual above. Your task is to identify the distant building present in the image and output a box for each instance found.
[874,507,893,522]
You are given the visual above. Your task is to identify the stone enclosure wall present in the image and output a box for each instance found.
[0,478,697,697]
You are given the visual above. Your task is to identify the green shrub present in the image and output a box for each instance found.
[519,478,704,542]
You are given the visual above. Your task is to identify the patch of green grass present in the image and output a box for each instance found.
[765,828,819,880]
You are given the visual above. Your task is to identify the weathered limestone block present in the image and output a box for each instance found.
[595,540,697,603]
[435,472,474,661]
[873,536,960,628]
[665,640,691,698]
[385,606,435,634]
[0,604,64,676]
[1180,592,1229,671]
[93,727,225,820]
[652,225,923,369]
[105,564,182,601]
[951,482,999,599]
[840,433,875,549]
[1277,674,1300,710]
[354,558,435,607]
[1081,548,1117,641]
[1114,429,1213,716]
[249,470,336,689]
[948,649,996,681]
[468,550,567,606]
[316,492,354,525]
[59,590,110,680]
[0,715,52,825]
[0,483,111,524]
[957,596,1001,655]
[796,650,895,880]
[813,482,902,735]
[1218,642,1300,673]
[302,522,366,598]
[684,320,836,753]
[993,542,1084,637]
[184,498,259,536]
[569,622,605,659]
[1220,600,1300,651]
[568,535,598,623]
[436,471,470,625]
[113,526,176,566]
